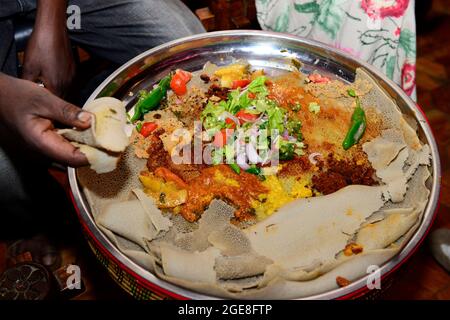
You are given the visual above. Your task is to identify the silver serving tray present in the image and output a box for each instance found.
[68,30,441,300]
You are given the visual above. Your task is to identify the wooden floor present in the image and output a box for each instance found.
[1,1,450,300]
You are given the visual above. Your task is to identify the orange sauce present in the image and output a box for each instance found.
[180,165,267,222]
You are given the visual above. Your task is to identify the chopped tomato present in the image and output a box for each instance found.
[308,73,330,84]
[225,118,237,129]
[154,167,188,189]
[175,69,192,83]
[213,129,234,148]
[232,79,251,89]
[170,69,192,96]
[248,92,256,99]
[236,110,259,124]
[140,122,158,138]
[171,77,187,95]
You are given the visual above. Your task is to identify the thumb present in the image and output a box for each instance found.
[37,91,92,130]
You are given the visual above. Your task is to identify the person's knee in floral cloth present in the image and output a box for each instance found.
[256,0,417,100]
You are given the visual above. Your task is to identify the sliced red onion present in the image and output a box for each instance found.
[246,143,262,164]
[250,113,265,127]
[270,135,280,148]
[247,126,260,138]
[202,131,212,141]
[218,111,240,126]
[308,152,322,165]
[236,150,250,170]
[262,148,277,165]
[238,87,249,98]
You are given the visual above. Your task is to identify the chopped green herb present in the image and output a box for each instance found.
[292,103,302,112]
[267,105,285,133]
[201,101,226,131]
[135,122,143,132]
[279,141,295,160]
[212,148,224,165]
[287,119,302,136]
[308,102,320,114]
[294,141,306,156]
[227,89,243,114]
[259,122,268,130]
[224,145,235,163]
[229,163,241,174]
[248,76,268,97]
[347,89,357,97]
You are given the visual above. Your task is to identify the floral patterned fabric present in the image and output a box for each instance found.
[256,0,417,100]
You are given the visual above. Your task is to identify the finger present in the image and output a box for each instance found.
[41,131,89,167]
[34,90,92,130]
[29,119,89,167]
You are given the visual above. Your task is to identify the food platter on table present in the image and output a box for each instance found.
[69,31,440,299]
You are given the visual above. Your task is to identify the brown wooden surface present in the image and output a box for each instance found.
[191,0,258,31]
[1,1,450,300]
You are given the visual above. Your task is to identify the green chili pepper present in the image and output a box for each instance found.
[342,96,366,150]
[246,166,261,176]
[135,122,143,133]
[246,165,266,181]
[130,74,172,122]
[229,163,241,174]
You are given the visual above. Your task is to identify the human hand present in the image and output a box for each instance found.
[22,2,75,97]
[0,74,91,166]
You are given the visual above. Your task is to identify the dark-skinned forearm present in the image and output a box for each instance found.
[24,0,74,95]
[34,0,68,32]
[0,72,14,121]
